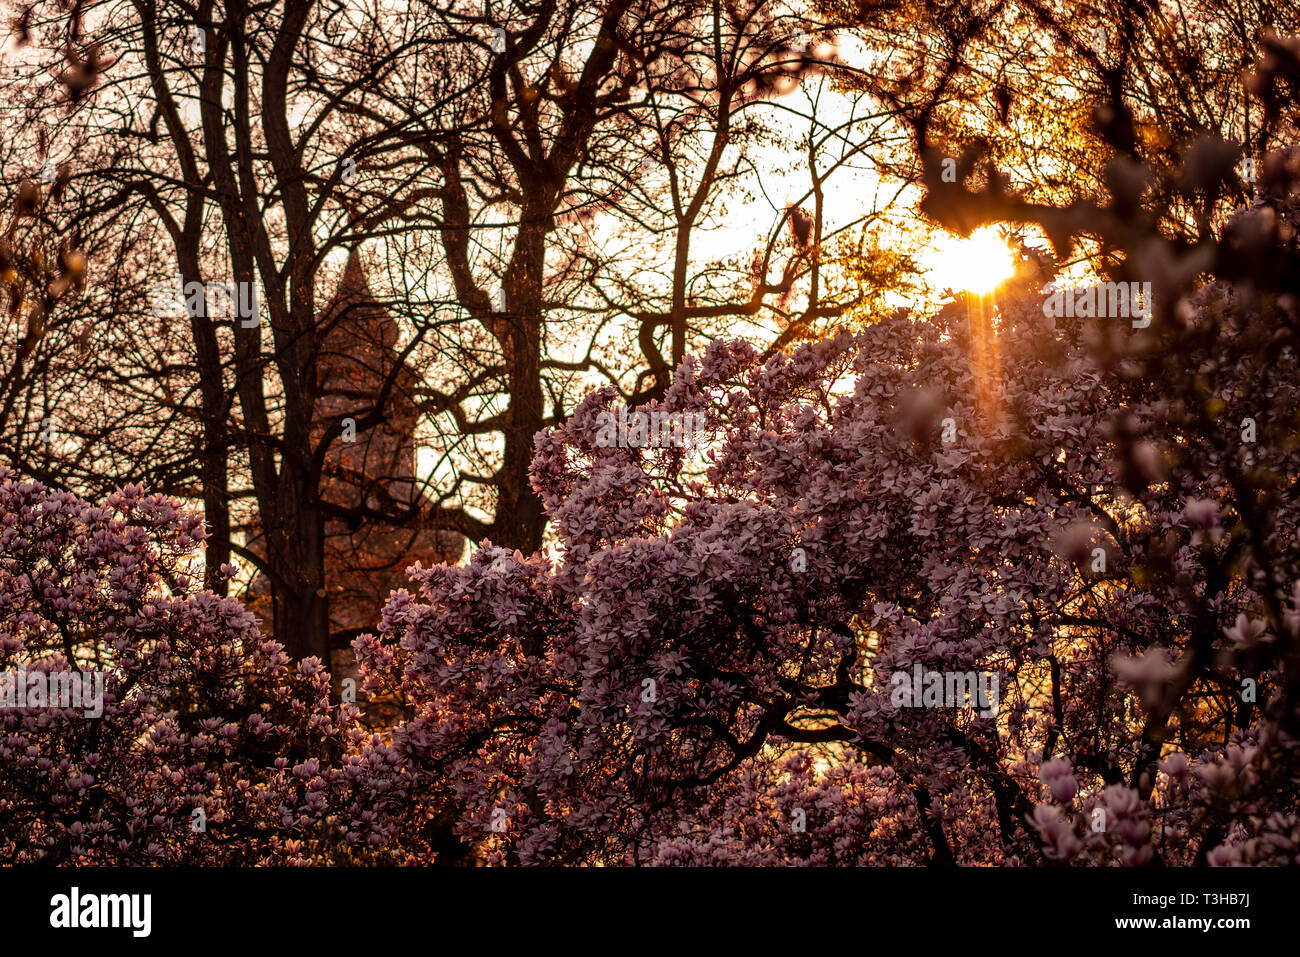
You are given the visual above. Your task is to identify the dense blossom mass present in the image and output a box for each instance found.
[5,255,1300,864]
[0,477,401,863]
[8,238,1300,863]
[356,251,1300,864]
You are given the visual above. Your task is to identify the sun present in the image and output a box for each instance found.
[922,225,1017,295]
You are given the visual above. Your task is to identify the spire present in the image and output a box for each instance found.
[320,245,396,344]
[332,245,373,307]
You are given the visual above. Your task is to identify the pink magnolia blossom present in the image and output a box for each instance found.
[0,474,396,864]
[355,263,1300,866]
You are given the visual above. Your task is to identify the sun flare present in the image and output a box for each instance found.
[922,226,1017,295]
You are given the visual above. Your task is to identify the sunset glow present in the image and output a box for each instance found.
[922,226,1017,294]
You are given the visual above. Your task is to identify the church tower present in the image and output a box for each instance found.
[314,249,463,676]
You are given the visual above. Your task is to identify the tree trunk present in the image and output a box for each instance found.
[267,483,331,664]
[497,227,547,553]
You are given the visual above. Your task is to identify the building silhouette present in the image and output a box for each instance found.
[247,248,463,690]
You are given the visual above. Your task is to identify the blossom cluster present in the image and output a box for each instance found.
[0,474,400,864]
[355,245,1300,864]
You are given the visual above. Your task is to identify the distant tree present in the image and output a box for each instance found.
[0,0,881,664]
[348,0,887,555]
[0,121,93,503]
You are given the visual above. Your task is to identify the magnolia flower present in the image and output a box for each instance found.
[1111,648,1179,706]
[1029,805,1081,861]
[1038,757,1078,802]
[1224,613,1269,647]
[1159,752,1189,778]
[1183,498,1223,544]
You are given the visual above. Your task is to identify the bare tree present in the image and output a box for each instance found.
[1,0,903,664]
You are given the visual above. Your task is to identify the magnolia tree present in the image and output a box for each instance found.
[8,260,1300,866]
[356,239,1300,863]
[0,474,413,864]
